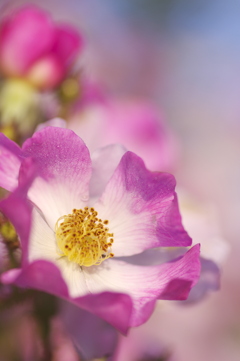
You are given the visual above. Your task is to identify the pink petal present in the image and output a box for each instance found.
[52,25,83,66]
[82,244,201,327]
[2,260,69,296]
[25,23,83,89]
[94,151,191,257]
[75,292,132,335]
[1,268,22,283]
[1,259,132,334]
[157,244,201,300]
[100,99,179,172]
[0,162,36,264]
[21,127,92,229]
[68,98,179,172]
[0,6,55,75]
[0,133,22,191]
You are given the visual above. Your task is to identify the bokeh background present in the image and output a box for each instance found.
[1,1,240,360]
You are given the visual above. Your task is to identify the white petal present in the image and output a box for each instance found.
[28,178,88,230]
[82,259,158,297]
[56,257,90,298]
[89,144,126,202]
[28,208,57,263]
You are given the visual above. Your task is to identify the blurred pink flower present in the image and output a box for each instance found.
[0,5,83,90]
[40,95,179,172]
[60,301,119,360]
[113,325,174,361]
[0,127,200,333]
[49,315,81,361]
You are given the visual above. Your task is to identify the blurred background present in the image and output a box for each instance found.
[1,1,240,360]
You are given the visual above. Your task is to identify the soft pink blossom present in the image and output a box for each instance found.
[0,127,200,333]
[41,95,179,172]
[0,6,83,90]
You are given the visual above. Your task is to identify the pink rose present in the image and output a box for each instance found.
[0,6,83,90]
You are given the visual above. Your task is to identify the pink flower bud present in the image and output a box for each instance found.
[0,5,83,89]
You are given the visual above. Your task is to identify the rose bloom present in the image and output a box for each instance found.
[0,5,83,136]
[40,110,223,302]
[0,5,82,89]
[0,127,200,333]
[60,91,225,302]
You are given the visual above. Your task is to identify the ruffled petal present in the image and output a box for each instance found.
[21,127,92,229]
[1,260,132,333]
[75,292,132,334]
[82,244,200,327]
[94,151,191,257]
[0,133,22,191]
[1,260,69,296]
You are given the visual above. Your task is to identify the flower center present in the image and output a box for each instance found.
[55,207,114,267]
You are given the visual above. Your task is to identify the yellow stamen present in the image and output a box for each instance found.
[55,207,114,267]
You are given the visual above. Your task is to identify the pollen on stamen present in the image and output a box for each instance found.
[55,207,114,267]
